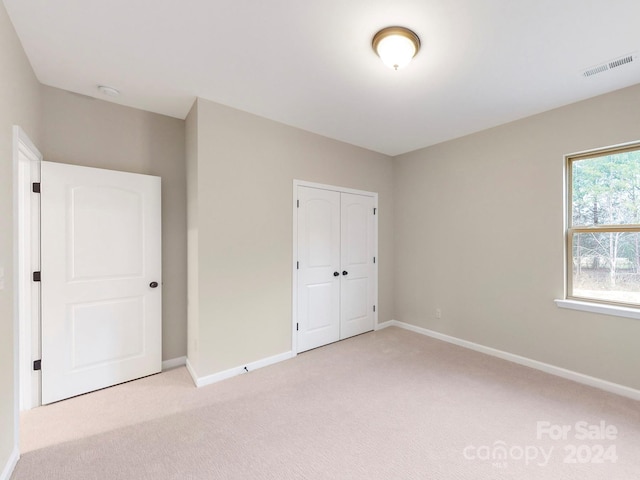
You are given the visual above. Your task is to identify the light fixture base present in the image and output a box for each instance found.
[97,85,120,97]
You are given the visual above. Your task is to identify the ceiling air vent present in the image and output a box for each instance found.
[583,52,637,78]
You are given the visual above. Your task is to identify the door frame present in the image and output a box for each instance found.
[292,180,378,354]
[13,126,42,412]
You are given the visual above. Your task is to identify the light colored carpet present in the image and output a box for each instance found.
[13,327,640,479]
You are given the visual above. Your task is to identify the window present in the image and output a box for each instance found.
[567,142,640,307]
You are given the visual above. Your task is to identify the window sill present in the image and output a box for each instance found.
[554,299,640,320]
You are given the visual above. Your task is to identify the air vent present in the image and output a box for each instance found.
[609,55,634,69]
[583,53,637,78]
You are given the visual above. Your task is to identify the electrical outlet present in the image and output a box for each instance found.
[435,308,442,319]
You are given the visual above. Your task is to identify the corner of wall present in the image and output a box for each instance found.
[0,446,19,480]
[185,99,199,370]
[1,0,44,472]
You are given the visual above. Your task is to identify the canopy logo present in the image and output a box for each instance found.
[463,420,619,469]
[463,441,553,469]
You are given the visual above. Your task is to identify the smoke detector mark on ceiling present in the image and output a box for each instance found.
[583,53,637,78]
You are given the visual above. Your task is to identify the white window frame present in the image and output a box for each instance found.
[556,140,640,319]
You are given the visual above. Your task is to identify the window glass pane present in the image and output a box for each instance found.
[572,149,640,227]
[571,231,640,305]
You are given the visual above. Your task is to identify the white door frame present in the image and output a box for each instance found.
[292,180,378,354]
[13,126,42,414]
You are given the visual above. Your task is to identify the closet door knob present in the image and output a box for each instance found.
[149,282,159,288]
[342,271,348,276]
[333,272,339,277]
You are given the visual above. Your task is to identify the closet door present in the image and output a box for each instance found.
[297,187,341,352]
[340,193,376,339]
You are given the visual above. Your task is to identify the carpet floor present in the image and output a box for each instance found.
[13,327,640,479]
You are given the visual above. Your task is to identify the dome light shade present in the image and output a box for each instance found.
[372,27,421,70]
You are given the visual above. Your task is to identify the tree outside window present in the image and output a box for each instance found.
[568,144,640,306]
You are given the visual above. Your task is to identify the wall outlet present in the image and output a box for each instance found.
[435,308,442,319]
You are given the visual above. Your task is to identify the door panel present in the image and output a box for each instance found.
[70,297,144,369]
[307,283,335,331]
[297,187,340,352]
[70,186,143,280]
[340,193,375,339]
[41,161,161,404]
[343,202,369,266]
[307,200,335,268]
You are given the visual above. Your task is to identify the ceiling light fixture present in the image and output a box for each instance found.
[372,26,421,70]
[97,85,120,97]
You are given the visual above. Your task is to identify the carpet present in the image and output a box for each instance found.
[13,327,640,479]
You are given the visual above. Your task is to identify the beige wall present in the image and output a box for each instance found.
[0,1,41,471]
[394,83,640,390]
[188,98,394,377]
[41,86,187,361]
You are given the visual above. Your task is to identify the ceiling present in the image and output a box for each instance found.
[4,0,640,156]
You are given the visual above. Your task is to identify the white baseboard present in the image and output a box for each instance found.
[162,356,186,371]
[186,351,295,388]
[383,320,640,401]
[0,447,19,480]
[375,320,395,331]
[185,357,199,387]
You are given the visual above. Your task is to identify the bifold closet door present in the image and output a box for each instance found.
[340,193,375,340]
[297,187,341,352]
[297,186,376,353]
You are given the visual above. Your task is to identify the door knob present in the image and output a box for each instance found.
[342,271,348,276]
[333,272,339,277]
[149,282,159,288]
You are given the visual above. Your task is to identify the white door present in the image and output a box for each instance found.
[296,185,377,353]
[297,187,341,352]
[40,161,162,404]
[340,193,376,339]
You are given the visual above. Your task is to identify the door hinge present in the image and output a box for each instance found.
[373,256,376,264]
[373,305,376,312]
[32,182,41,193]
[296,323,299,331]
[373,207,377,215]
[297,199,299,208]
[296,261,299,270]
[33,359,41,371]
[33,271,41,282]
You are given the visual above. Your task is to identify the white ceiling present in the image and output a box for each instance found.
[5,0,640,156]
